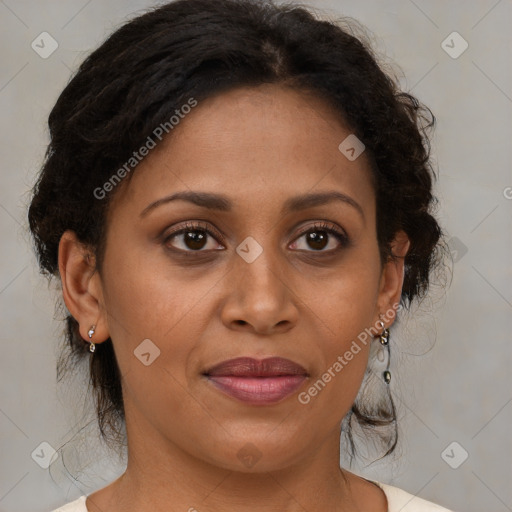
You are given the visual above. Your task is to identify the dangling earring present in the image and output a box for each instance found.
[377,318,391,384]
[87,325,96,353]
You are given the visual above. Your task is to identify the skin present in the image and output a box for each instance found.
[59,83,409,512]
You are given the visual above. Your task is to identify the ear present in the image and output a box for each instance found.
[58,230,109,343]
[375,230,410,326]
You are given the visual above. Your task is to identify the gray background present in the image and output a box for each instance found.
[1,1,511,511]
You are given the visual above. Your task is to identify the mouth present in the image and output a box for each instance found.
[202,357,309,405]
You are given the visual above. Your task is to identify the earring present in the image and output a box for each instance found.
[377,318,391,384]
[87,325,96,353]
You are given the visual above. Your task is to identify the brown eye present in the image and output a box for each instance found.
[290,222,348,252]
[163,222,224,252]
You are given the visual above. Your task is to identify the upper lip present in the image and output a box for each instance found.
[204,357,308,377]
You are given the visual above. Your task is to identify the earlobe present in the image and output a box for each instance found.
[58,230,108,343]
[376,230,410,324]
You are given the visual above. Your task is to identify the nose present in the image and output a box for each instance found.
[220,247,300,336]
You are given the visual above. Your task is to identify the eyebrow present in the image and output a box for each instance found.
[139,190,365,220]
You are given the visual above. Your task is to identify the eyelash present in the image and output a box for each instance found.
[162,221,349,256]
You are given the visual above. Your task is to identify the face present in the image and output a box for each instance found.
[62,84,408,473]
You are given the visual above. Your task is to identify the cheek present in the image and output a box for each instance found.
[305,247,382,339]
[298,248,381,410]
[99,253,210,433]
[99,243,209,375]
[298,296,374,428]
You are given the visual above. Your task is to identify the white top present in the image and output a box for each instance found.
[50,481,455,511]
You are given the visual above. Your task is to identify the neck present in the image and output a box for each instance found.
[88,419,360,512]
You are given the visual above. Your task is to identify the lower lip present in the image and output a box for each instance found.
[205,375,307,405]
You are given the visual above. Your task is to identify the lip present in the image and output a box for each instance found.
[203,357,309,405]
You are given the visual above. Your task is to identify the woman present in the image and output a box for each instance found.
[29,0,453,510]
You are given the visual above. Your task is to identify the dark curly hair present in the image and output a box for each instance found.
[28,0,447,465]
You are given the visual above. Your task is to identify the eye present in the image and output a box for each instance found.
[290,222,348,252]
[163,221,224,252]
[162,220,349,255]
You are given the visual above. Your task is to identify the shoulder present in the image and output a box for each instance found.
[48,484,456,512]
[373,481,456,512]
[50,495,88,512]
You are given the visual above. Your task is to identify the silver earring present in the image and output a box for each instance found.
[87,325,96,353]
[377,318,391,384]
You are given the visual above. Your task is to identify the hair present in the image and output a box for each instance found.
[28,0,448,465]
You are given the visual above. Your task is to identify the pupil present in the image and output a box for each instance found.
[308,231,328,250]
[186,231,206,250]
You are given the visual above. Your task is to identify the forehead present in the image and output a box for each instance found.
[111,84,375,220]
